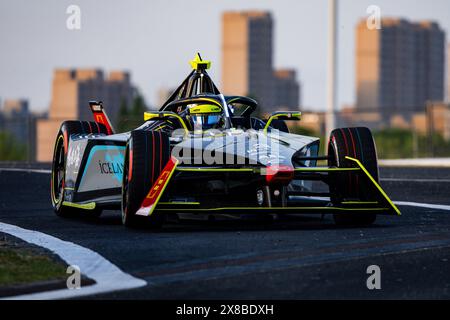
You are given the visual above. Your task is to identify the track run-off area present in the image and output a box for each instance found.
[1,165,450,299]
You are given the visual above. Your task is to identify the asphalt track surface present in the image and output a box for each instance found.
[1,166,450,299]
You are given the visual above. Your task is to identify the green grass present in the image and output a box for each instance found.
[0,246,67,287]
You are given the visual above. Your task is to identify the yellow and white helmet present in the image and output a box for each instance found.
[186,103,225,131]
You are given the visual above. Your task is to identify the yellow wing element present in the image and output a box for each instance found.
[264,112,302,133]
[143,111,189,135]
[62,201,96,210]
[190,53,211,71]
[345,156,401,216]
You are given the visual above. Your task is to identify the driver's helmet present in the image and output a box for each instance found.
[186,104,225,131]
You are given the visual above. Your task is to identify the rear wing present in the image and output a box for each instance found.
[89,101,115,135]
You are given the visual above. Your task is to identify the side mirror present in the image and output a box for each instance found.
[143,111,189,135]
[264,112,302,133]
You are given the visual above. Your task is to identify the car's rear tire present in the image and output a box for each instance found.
[51,121,108,217]
[121,130,170,228]
[328,127,378,226]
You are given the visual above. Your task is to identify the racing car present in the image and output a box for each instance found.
[51,53,400,228]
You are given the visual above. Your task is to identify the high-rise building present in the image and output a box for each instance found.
[2,99,29,116]
[447,43,450,103]
[222,11,300,113]
[425,101,450,141]
[273,69,301,109]
[222,11,275,112]
[36,69,135,162]
[356,18,445,119]
[48,69,134,125]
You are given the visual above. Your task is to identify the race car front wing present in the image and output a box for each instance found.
[147,156,401,217]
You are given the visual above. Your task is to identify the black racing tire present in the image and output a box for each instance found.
[121,130,171,228]
[328,127,378,226]
[51,121,108,217]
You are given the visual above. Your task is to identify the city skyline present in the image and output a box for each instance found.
[356,18,445,117]
[1,0,450,113]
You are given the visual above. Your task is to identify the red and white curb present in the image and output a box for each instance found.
[0,222,147,300]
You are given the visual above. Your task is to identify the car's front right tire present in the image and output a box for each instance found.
[328,127,379,227]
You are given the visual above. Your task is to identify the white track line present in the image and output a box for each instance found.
[382,178,450,183]
[0,222,147,300]
[395,201,450,211]
[380,158,450,168]
[0,168,51,174]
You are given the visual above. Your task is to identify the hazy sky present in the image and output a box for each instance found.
[0,0,449,112]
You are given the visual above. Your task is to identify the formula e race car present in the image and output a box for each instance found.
[51,53,400,228]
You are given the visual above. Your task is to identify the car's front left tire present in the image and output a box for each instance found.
[121,130,170,228]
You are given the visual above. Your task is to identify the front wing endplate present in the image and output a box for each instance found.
[136,156,179,217]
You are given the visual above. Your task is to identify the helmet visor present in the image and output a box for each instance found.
[190,114,222,131]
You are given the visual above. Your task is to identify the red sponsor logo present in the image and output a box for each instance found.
[137,157,178,216]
